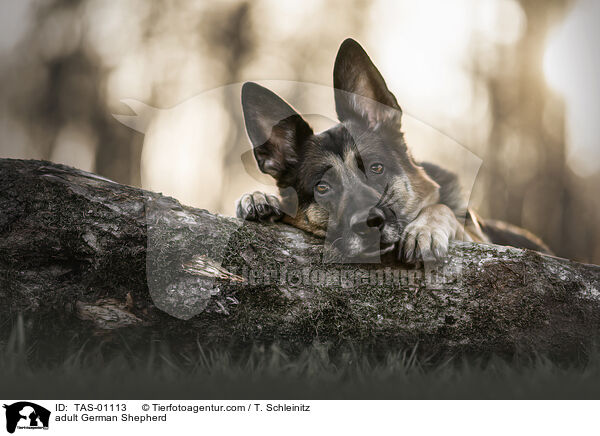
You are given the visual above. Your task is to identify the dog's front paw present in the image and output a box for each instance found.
[236,191,283,222]
[400,221,450,264]
[399,204,467,264]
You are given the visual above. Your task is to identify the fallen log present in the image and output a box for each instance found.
[1,158,599,359]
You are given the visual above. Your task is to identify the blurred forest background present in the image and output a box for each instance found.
[0,0,599,264]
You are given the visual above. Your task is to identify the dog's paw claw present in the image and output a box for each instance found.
[430,231,449,260]
[236,192,283,222]
[432,246,446,260]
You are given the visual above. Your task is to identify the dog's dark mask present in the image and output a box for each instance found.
[242,39,439,260]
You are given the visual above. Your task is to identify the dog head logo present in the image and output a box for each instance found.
[3,402,50,434]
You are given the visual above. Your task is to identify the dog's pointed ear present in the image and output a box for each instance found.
[242,82,313,186]
[334,39,402,129]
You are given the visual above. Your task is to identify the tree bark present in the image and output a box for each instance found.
[1,158,599,359]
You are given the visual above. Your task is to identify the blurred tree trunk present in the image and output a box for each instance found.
[1,159,600,360]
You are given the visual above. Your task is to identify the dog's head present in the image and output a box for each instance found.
[242,39,440,259]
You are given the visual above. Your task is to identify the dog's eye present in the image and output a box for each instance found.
[370,163,384,174]
[315,182,330,195]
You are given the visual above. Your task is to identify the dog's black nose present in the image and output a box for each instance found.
[350,208,385,235]
[366,208,385,229]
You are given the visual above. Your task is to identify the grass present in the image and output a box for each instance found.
[3,316,600,400]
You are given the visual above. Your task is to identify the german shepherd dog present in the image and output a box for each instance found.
[237,39,551,262]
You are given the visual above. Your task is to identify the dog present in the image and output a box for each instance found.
[236,38,551,262]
